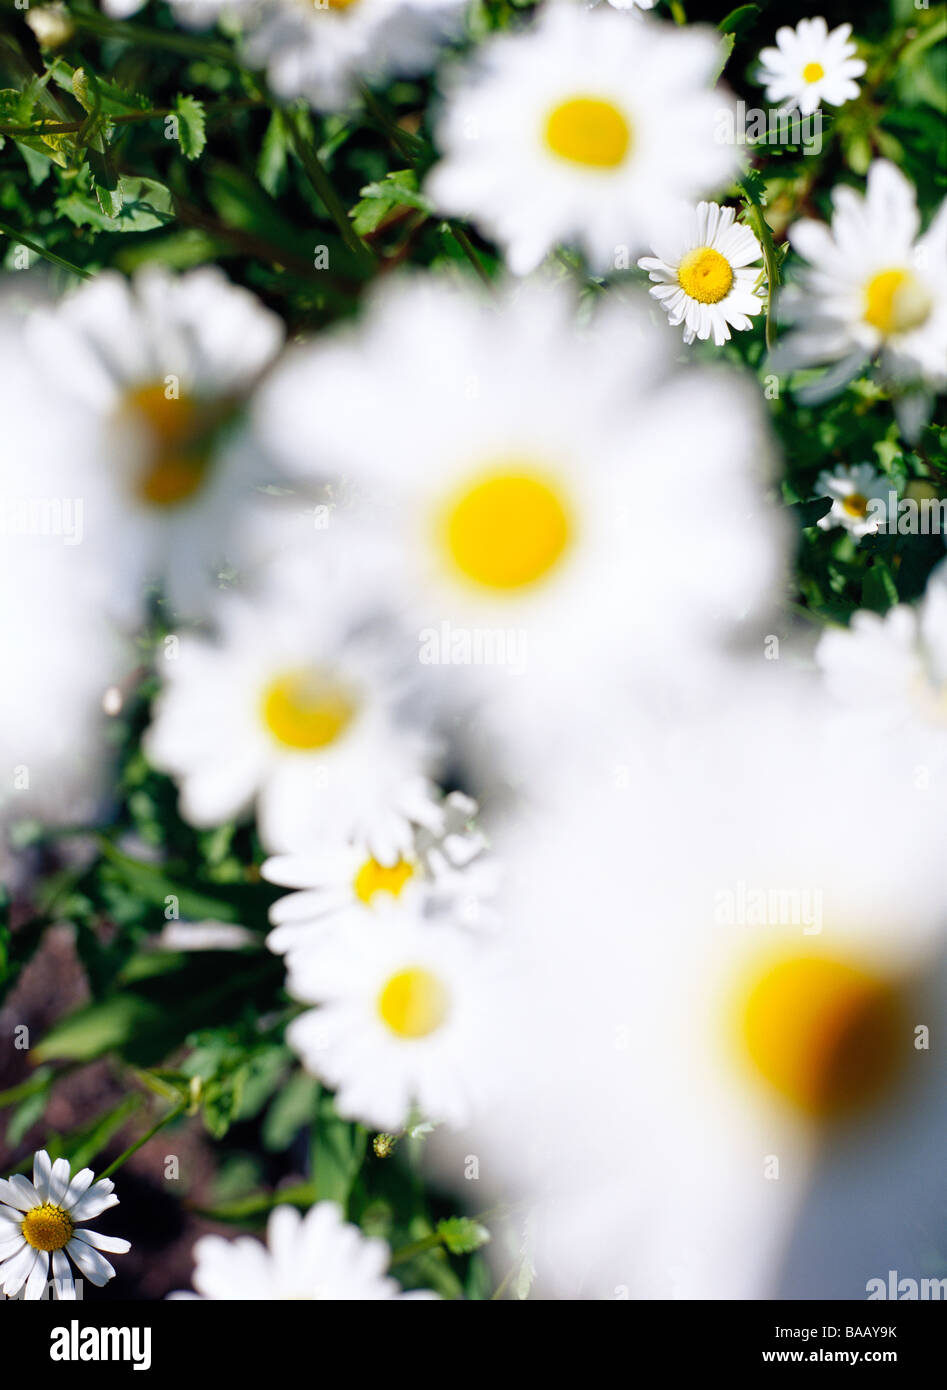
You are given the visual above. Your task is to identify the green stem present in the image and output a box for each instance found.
[96,1097,187,1182]
[740,180,780,351]
[389,1230,444,1265]
[669,0,687,25]
[443,222,492,289]
[68,11,241,65]
[0,219,90,279]
[0,98,265,139]
[285,109,375,268]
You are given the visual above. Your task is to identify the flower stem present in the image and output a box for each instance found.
[285,109,376,270]
[96,1097,187,1182]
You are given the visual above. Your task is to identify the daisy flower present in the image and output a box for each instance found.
[772,162,947,406]
[144,543,444,857]
[241,0,469,112]
[174,1202,434,1299]
[286,906,490,1130]
[814,462,890,539]
[638,201,764,345]
[254,275,786,705]
[757,18,866,116]
[23,267,284,620]
[0,1151,129,1300]
[426,2,741,274]
[262,790,495,959]
[816,560,947,742]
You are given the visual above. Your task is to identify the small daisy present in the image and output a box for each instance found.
[23,267,284,620]
[0,1151,129,1300]
[814,462,890,539]
[144,544,444,857]
[757,17,866,116]
[287,906,489,1130]
[426,2,740,274]
[772,162,947,405]
[638,202,764,345]
[262,790,495,960]
[174,1202,434,1299]
[242,0,469,112]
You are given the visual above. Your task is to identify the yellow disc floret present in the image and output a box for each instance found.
[863,269,933,336]
[443,469,571,591]
[120,383,214,508]
[21,1203,74,1252]
[262,670,357,750]
[378,967,449,1039]
[544,97,631,169]
[802,61,825,83]
[677,247,734,305]
[740,954,906,1118]
[354,856,415,905]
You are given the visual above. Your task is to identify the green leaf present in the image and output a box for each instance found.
[436,1216,491,1255]
[257,110,290,197]
[263,1071,320,1151]
[712,32,736,83]
[174,94,206,161]
[790,495,833,528]
[861,559,899,614]
[718,5,761,37]
[311,1091,367,1209]
[351,170,432,236]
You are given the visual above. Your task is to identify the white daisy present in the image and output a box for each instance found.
[174,1201,434,1299]
[0,1151,130,1300]
[814,462,890,539]
[426,2,741,274]
[757,17,866,116]
[772,161,947,405]
[241,0,469,112]
[22,266,284,621]
[144,541,444,857]
[457,676,947,1297]
[254,274,786,704]
[286,905,490,1130]
[638,201,764,345]
[262,789,495,960]
[816,560,947,744]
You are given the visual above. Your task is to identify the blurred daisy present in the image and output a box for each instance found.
[262,790,495,958]
[254,276,786,714]
[426,2,740,273]
[242,0,468,112]
[772,162,947,405]
[814,463,889,539]
[175,1202,434,1299]
[757,18,865,116]
[0,1151,129,1300]
[287,907,488,1129]
[817,561,947,740]
[144,546,443,857]
[638,202,764,345]
[23,267,284,620]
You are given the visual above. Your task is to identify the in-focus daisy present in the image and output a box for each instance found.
[638,202,764,345]
[174,1201,434,1299]
[287,906,489,1129]
[0,1151,129,1299]
[814,462,890,539]
[772,162,947,407]
[262,790,495,959]
[144,544,444,857]
[426,3,740,273]
[757,18,865,116]
[23,267,284,620]
[241,0,469,112]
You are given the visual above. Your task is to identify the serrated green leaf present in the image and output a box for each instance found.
[437,1216,491,1255]
[174,94,206,161]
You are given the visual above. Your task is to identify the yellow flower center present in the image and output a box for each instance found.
[802,61,825,83]
[544,97,631,169]
[120,383,215,508]
[841,491,869,518]
[261,670,357,750]
[864,269,933,336]
[677,247,734,305]
[378,967,449,1039]
[354,856,415,905]
[740,954,906,1118]
[442,469,572,591]
[21,1203,74,1252]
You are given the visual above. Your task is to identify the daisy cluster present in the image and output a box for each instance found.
[0,0,945,1302]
